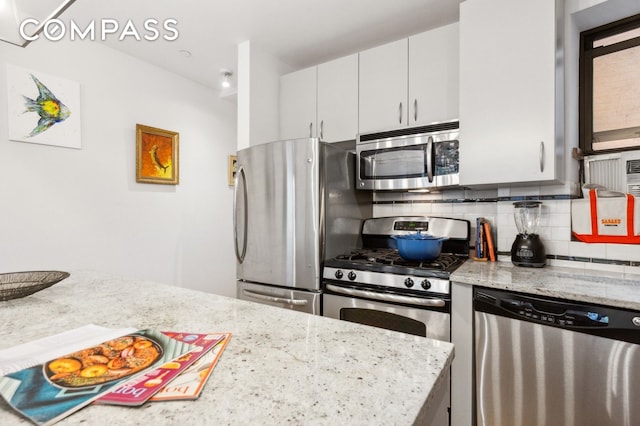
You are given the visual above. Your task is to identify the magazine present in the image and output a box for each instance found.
[0,324,138,376]
[151,332,231,401]
[0,329,197,426]
[96,332,228,406]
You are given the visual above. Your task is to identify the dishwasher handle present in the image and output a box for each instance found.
[498,298,610,328]
[474,288,640,344]
[475,292,608,327]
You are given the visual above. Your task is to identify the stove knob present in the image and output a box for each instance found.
[335,270,343,280]
[404,278,414,288]
[347,271,357,281]
[421,279,432,290]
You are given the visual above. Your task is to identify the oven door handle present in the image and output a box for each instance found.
[242,290,309,306]
[325,284,446,308]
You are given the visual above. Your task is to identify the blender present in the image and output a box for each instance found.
[511,201,546,267]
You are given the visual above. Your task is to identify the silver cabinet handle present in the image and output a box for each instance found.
[539,141,545,172]
[309,122,313,138]
[242,290,309,306]
[233,166,248,263]
[325,284,445,307]
[320,120,324,140]
[399,102,403,124]
[426,135,434,183]
[414,99,418,122]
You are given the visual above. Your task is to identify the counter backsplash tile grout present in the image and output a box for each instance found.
[372,187,640,273]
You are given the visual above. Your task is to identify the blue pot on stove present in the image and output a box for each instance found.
[391,232,448,262]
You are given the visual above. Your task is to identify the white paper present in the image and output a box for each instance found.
[0,324,137,376]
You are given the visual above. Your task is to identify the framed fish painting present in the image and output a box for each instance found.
[136,124,179,185]
[6,64,81,149]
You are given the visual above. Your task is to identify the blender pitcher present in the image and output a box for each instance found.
[511,201,546,267]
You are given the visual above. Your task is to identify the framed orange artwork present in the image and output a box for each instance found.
[136,124,179,185]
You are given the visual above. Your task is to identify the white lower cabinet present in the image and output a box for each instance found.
[451,282,474,426]
[417,371,451,426]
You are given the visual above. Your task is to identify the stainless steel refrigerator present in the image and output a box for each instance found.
[234,138,371,315]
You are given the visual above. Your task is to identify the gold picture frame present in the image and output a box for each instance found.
[136,124,179,185]
[228,155,237,186]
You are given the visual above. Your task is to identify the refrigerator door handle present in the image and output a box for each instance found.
[242,289,309,306]
[234,166,248,263]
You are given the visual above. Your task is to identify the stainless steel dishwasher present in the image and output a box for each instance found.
[474,287,640,426]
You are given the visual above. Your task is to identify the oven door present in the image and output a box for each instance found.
[323,284,450,341]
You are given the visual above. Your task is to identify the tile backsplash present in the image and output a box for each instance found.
[372,185,640,274]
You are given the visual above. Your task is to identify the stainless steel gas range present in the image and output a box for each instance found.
[322,216,470,341]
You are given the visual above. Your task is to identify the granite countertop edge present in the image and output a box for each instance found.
[451,260,640,310]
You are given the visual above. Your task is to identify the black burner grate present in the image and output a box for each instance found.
[333,248,465,274]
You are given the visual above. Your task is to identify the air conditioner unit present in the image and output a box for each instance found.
[584,151,640,196]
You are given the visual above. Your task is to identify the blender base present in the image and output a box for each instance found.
[511,234,546,267]
[511,260,546,268]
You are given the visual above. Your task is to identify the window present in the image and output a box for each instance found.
[580,14,640,154]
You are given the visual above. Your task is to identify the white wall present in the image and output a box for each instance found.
[0,38,238,296]
[237,40,292,150]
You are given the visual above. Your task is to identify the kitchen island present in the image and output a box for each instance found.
[0,270,453,425]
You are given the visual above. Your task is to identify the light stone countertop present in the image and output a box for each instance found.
[451,260,640,311]
[0,270,453,425]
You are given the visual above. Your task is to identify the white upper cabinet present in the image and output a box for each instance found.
[409,22,459,126]
[358,39,409,133]
[279,66,317,140]
[459,0,563,187]
[281,25,461,139]
[280,55,358,142]
[317,54,359,142]
[359,26,460,133]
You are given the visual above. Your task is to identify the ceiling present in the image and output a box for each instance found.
[9,0,462,92]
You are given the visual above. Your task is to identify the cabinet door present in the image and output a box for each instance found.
[409,23,459,126]
[451,282,474,426]
[279,66,317,140]
[459,0,561,186]
[317,54,358,143]
[359,39,408,133]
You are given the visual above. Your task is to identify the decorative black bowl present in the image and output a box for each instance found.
[0,271,70,301]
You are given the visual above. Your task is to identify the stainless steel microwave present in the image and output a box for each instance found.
[356,121,460,191]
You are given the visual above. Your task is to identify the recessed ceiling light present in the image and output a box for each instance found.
[178,49,192,58]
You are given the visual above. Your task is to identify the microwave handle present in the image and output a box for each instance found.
[426,136,434,183]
